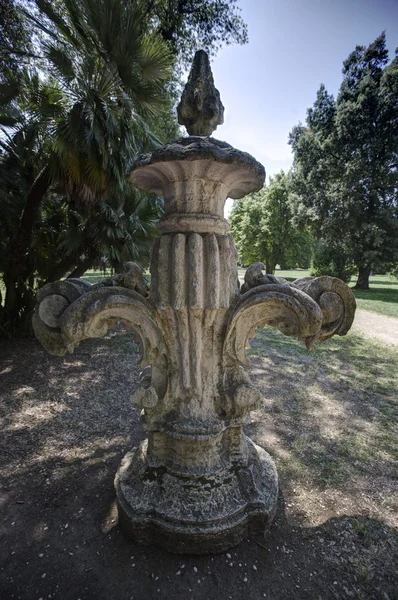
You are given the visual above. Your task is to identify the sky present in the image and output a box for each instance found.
[207,0,398,215]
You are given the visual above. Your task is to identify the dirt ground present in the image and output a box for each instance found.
[0,324,397,600]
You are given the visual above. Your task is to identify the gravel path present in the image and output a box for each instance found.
[352,309,398,346]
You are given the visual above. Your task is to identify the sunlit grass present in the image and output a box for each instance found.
[248,326,398,489]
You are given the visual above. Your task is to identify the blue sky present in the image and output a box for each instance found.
[210,0,398,193]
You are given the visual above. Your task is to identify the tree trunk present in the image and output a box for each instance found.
[354,266,371,289]
[46,255,79,284]
[5,167,50,319]
[265,261,276,275]
[67,252,97,279]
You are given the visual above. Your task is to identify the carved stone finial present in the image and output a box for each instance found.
[177,50,224,137]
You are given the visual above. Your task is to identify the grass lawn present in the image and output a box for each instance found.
[352,284,398,319]
[249,324,397,497]
[79,269,112,284]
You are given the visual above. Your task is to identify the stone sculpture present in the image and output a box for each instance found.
[177,50,224,136]
[33,51,356,554]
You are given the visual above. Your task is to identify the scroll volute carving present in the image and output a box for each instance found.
[224,265,357,369]
[33,278,92,355]
[293,276,356,341]
[223,284,324,367]
[221,273,356,424]
[33,265,168,410]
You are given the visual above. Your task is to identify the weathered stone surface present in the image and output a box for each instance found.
[129,137,265,200]
[33,264,154,357]
[129,138,265,244]
[115,436,278,554]
[32,278,91,355]
[241,262,290,293]
[225,283,324,365]
[32,51,356,555]
[239,262,356,349]
[177,50,224,137]
[292,275,356,341]
[38,294,69,328]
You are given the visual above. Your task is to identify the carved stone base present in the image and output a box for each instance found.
[115,436,278,554]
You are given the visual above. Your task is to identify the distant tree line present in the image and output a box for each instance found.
[230,171,314,274]
[231,33,398,289]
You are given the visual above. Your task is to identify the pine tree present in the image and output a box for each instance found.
[290,33,398,289]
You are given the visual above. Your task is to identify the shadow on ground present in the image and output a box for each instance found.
[1,463,397,600]
[0,330,397,600]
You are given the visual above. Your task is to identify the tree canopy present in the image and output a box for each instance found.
[0,0,31,75]
[0,0,248,332]
[289,33,398,289]
[1,0,175,325]
[230,171,314,274]
[145,0,248,69]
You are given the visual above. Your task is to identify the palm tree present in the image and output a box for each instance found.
[2,0,173,320]
[34,185,163,283]
[0,70,61,328]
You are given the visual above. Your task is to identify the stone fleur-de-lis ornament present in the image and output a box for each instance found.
[33,51,356,554]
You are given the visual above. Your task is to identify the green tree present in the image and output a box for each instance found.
[145,0,248,68]
[0,0,249,330]
[0,0,32,76]
[289,33,398,289]
[35,186,162,283]
[230,171,314,274]
[1,0,173,320]
[310,240,356,284]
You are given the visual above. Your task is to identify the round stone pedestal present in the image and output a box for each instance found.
[115,436,278,554]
